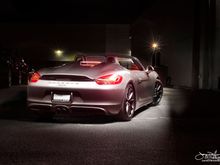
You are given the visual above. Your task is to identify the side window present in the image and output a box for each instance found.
[118,58,142,71]
[118,59,130,69]
[132,58,145,71]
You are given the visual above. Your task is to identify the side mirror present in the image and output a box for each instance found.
[145,65,154,73]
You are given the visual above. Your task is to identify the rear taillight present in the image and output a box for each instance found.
[30,72,41,83]
[96,74,123,85]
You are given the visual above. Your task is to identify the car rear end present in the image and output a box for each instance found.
[27,61,128,116]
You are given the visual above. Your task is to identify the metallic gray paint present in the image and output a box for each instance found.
[27,56,161,116]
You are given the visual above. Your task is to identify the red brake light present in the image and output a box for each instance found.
[80,61,102,67]
[96,74,123,85]
[30,72,41,83]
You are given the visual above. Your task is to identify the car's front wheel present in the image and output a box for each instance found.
[118,84,136,121]
[152,81,163,105]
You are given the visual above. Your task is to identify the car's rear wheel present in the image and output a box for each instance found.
[152,81,163,105]
[118,84,136,121]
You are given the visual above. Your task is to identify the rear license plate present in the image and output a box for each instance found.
[53,94,71,102]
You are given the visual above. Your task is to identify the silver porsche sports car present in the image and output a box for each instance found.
[27,55,163,121]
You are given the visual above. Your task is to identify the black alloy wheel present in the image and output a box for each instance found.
[119,84,136,121]
[152,81,163,105]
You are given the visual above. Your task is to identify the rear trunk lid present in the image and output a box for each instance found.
[39,62,123,80]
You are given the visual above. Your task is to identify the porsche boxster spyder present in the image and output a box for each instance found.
[27,55,163,120]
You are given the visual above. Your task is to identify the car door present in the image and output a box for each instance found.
[131,58,152,103]
[117,57,152,104]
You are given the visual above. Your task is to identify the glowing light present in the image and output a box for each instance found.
[54,50,64,57]
[80,61,102,67]
[96,74,123,85]
[152,43,158,49]
[30,72,41,83]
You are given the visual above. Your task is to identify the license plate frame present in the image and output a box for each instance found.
[53,94,71,103]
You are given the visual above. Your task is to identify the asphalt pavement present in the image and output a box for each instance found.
[0,86,220,165]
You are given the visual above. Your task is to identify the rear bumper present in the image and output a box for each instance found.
[27,101,121,116]
[27,81,126,115]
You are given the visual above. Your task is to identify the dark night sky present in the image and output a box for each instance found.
[0,0,156,23]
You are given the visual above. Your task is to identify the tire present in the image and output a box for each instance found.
[152,80,163,106]
[118,84,136,121]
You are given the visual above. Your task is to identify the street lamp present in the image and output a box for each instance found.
[54,49,64,57]
[152,43,158,51]
[151,42,159,66]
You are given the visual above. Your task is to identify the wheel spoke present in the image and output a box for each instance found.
[131,103,135,109]
[125,102,130,113]
[128,91,134,100]
[129,98,135,102]
[153,82,163,104]
[157,85,161,91]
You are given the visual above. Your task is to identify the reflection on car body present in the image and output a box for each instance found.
[27,55,163,121]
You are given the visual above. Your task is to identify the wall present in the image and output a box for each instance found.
[0,24,107,61]
[214,0,220,89]
[105,24,130,55]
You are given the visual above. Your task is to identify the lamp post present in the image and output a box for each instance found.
[151,42,159,66]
